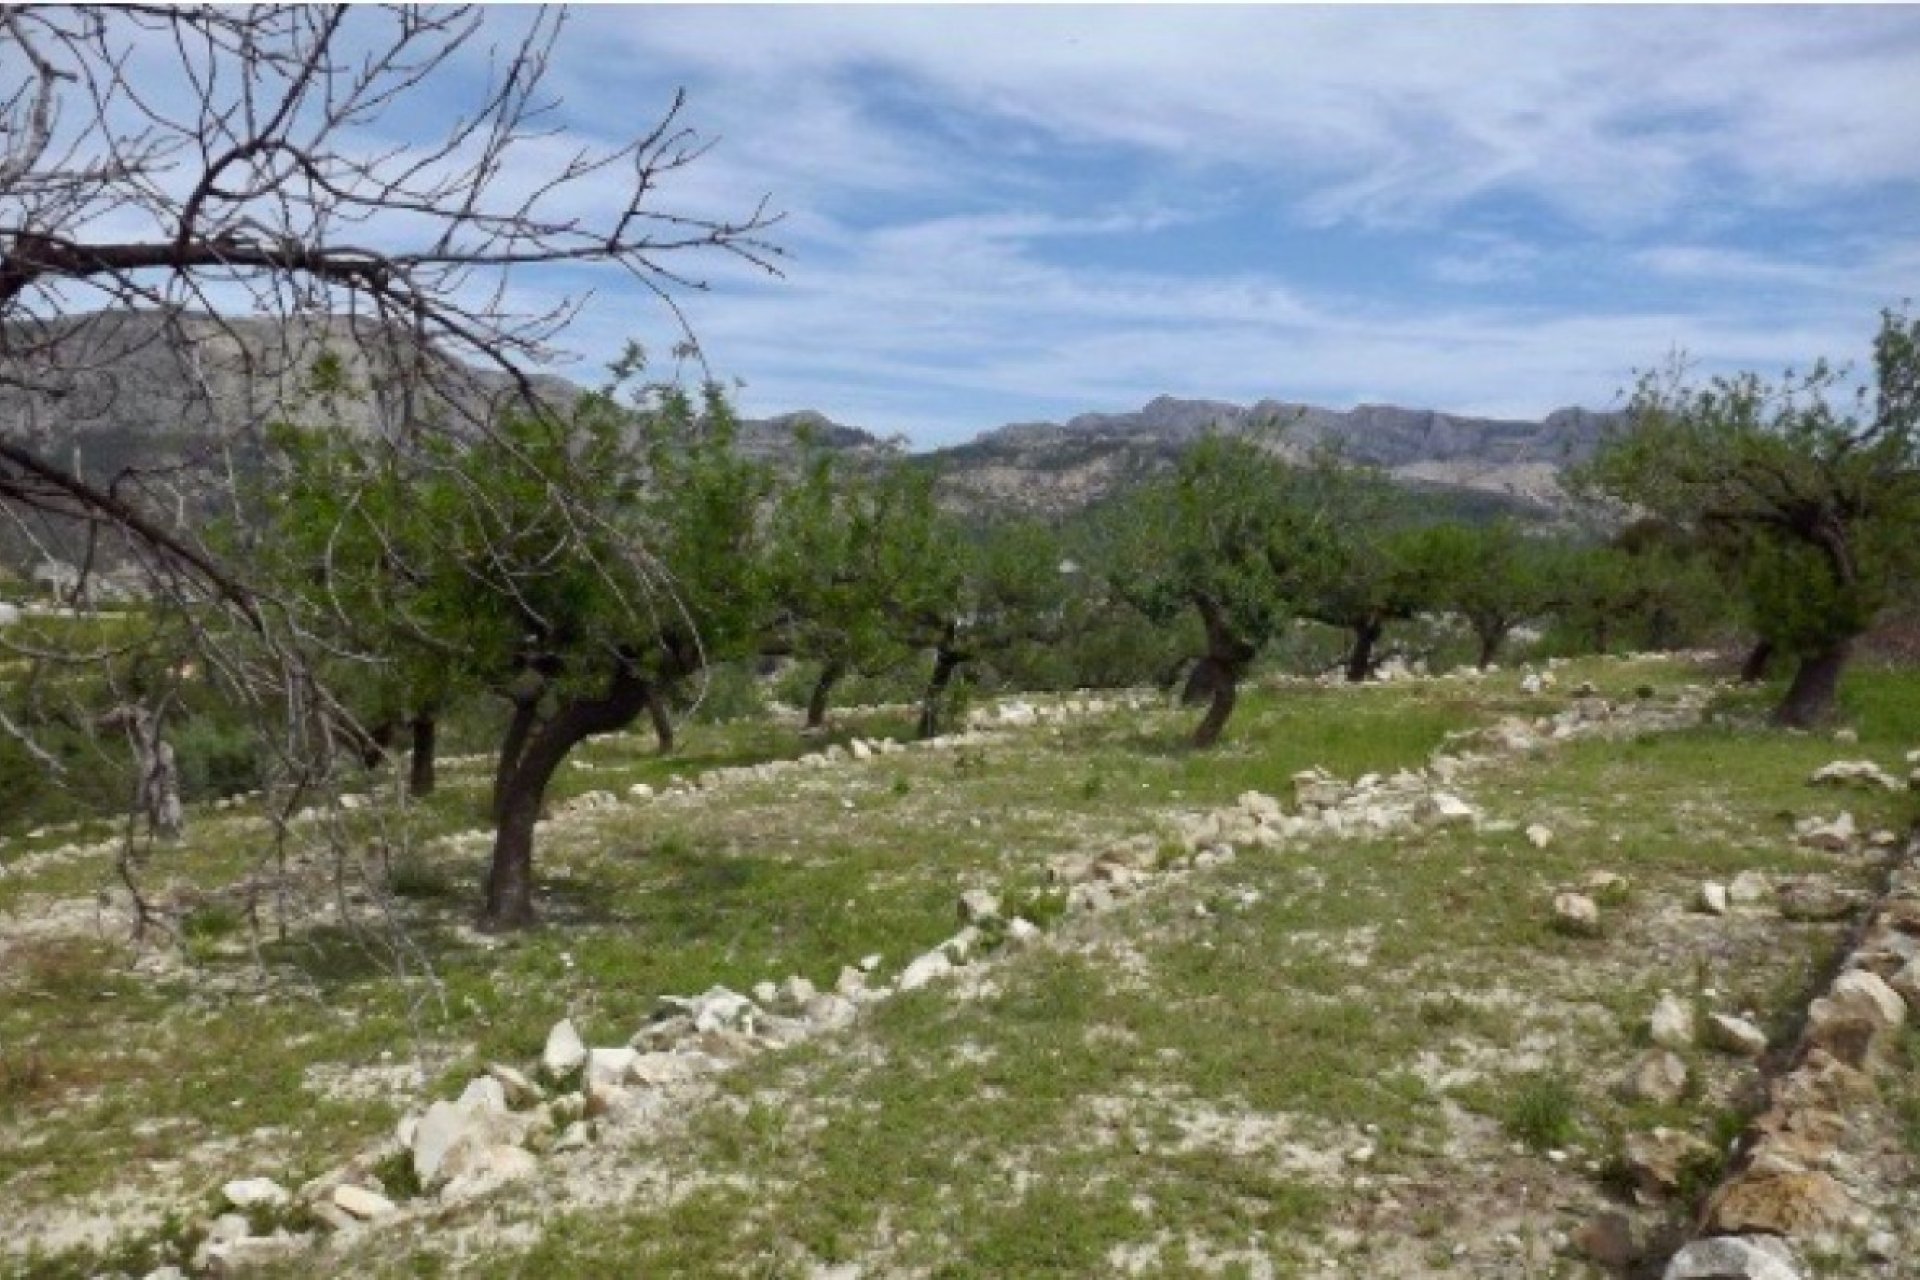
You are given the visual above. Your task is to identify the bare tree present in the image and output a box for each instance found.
[0,5,782,935]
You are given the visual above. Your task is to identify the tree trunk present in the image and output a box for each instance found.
[1592,617,1611,655]
[1739,637,1775,684]
[646,684,675,755]
[483,660,650,930]
[1345,619,1382,683]
[917,647,962,740]
[407,715,437,798]
[805,660,844,731]
[1772,641,1850,729]
[1190,657,1241,748]
[491,693,541,825]
[358,719,397,768]
[1475,626,1506,670]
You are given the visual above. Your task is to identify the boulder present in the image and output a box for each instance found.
[585,1046,637,1089]
[1237,790,1283,822]
[1777,879,1862,922]
[1704,1013,1768,1058]
[331,1184,396,1220]
[457,1075,508,1113]
[1663,1235,1805,1280]
[1552,892,1601,936]
[411,1100,517,1189]
[1571,1213,1638,1269]
[541,1018,588,1079]
[440,1143,539,1201]
[1698,882,1730,915]
[1623,1049,1689,1105]
[1650,993,1696,1050]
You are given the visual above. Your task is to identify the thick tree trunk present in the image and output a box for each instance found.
[1345,618,1383,683]
[1190,657,1241,749]
[407,715,437,798]
[805,659,844,731]
[1591,617,1611,656]
[358,719,397,769]
[483,660,650,930]
[1189,596,1254,748]
[491,693,541,825]
[1475,626,1506,670]
[1772,641,1851,729]
[646,684,675,755]
[1739,637,1775,685]
[917,647,962,740]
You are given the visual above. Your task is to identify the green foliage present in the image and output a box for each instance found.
[1577,307,1920,671]
[1496,1070,1582,1151]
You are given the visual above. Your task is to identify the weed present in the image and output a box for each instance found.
[1499,1071,1582,1151]
[387,854,456,900]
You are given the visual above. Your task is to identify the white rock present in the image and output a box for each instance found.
[487,1063,541,1108]
[441,1143,539,1199]
[859,953,882,972]
[627,782,654,800]
[834,965,866,998]
[1650,993,1695,1050]
[1237,790,1283,822]
[1828,969,1907,1029]
[1416,792,1479,829]
[1552,892,1600,935]
[1524,823,1554,849]
[1624,1049,1689,1104]
[898,949,955,992]
[411,1100,514,1189]
[1808,759,1899,791]
[221,1177,289,1210]
[849,739,873,761]
[751,980,779,1006]
[457,1076,508,1113]
[586,1046,638,1089]
[778,975,818,1010]
[1698,882,1730,915]
[1704,1013,1768,1058]
[1728,870,1772,905]
[1794,811,1857,851]
[1662,1234,1805,1280]
[542,1018,588,1078]
[330,1184,396,1220]
[1006,917,1042,946]
[958,888,1001,923]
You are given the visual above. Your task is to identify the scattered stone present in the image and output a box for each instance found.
[411,1100,517,1189]
[441,1143,539,1200]
[1808,759,1900,791]
[1552,892,1601,936]
[1793,812,1857,852]
[486,1063,541,1108]
[1571,1212,1638,1269]
[1650,993,1695,1050]
[777,974,818,1010]
[898,949,955,992]
[585,1046,637,1089]
[1624,1127,1714,1201]
[220,1177,288,1211]
[1703,1167,1852,1236]
[1662,1234,1805,1280]
[1623,1049,1690,1105]
[1524,823,1553,849]
[1583,870,1629,897]
[834,965,866,998]
[958,888,1001,924]
[1778,879,1862,922]
[1705,1012,1768,1058]
[542,1019,587,1079]
[859,953,882,972]
[1416,792,1479,829]
[331,1184,396,1220]
[1728,870,1772,906]
[1698,881,1730,915]
[457,1075,508,1112]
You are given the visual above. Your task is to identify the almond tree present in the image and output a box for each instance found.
[1579,308,1920,726]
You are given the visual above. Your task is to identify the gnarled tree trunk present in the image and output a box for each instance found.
[917,643,963,740]
[1345,617,1383,683]
[1772,640,1850,729]
[407,715,437,797]
[1190,596,1256,748]
[484,661,651,930]
[646,685,675,755]
[805,659,845,731]
[1739,637,1775,684]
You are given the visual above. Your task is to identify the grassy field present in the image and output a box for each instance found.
[3,656,1916,1278]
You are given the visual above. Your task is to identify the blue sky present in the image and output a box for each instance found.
[493,6,1917,445]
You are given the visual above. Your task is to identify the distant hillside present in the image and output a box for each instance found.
[3,313,1618,575]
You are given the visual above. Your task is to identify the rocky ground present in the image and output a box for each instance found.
[3,656,1916,1279]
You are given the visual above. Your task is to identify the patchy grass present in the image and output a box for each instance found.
[5,657,1917,1275]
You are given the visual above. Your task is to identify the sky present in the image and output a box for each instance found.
[243,7,1920,444]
